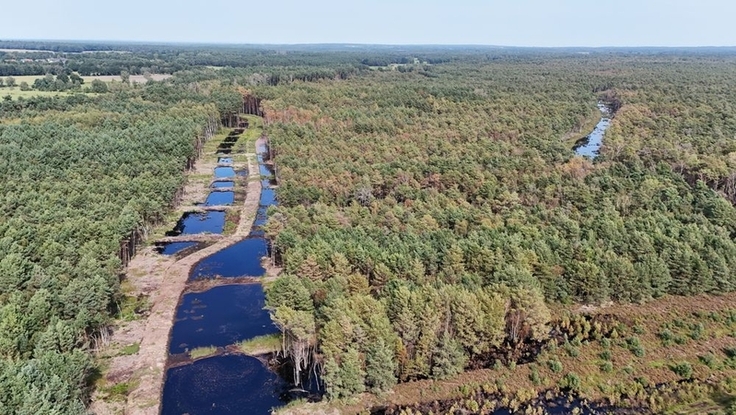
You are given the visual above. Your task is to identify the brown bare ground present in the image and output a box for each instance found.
[89,137,266,415]
[262,260,284,282]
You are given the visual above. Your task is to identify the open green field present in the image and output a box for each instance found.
[0,73,172,100]
[0,86,69,100]
[1,74,172,86]
[2,75,48,85]
[1,75,93,86]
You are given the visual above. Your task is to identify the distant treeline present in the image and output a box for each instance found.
[5,40,736,78]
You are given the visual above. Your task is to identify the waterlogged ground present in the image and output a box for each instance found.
[161,137,321,415]
[215,166,236,178]
[573,103,612,159]
[212,181,234,189]
[205,191,235,206]
[169,284,276,355]
[167,211,226,235]
[161,355,290,415]
[189,238,268,280]
[156,241,200,256]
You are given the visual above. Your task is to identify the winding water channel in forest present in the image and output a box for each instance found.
[160,139,317,415]
[573,102,612,159]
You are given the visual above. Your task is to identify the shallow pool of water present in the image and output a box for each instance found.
[212,181,234,189]
[205,191,235,206]
[161,140,319,414]
[161,355,290,415]
[218,157,233,164]
[169,284,277,354]
[215,167,235,178]
[166,211,226,236]
[156,241,200,256]
[189,238,268,280]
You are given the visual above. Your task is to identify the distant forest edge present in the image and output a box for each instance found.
[1,41,736,413]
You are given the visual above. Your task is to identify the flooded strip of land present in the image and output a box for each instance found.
[573,102,612,159]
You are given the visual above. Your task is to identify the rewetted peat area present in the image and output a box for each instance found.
[573,102,613,159]
[165,211,226,236]
[214,166,235,178]
[162,138,320,415]
[212,180,234,189]
[161,355,291,415]
[168,284,276,355]
[188,238,268,280]
[205,191,235,206]
[155,241,201,256]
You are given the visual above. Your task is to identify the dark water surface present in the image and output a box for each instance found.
[205,191,235,206]
[156,241,200,256]
[163,139,321,414]
[161,355,290,415]
[167,211,226,236]
[189,238,268,280]
[169,284,277,354]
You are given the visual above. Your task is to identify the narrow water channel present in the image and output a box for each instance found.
[573,102,612,159]
[189,238,268,279]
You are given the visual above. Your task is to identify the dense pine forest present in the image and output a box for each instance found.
[1,43,736,413]
[255,53,736,407]
[0,80,226,412]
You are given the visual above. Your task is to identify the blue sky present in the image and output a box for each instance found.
[2,0,735,46]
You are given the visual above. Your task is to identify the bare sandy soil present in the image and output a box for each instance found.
[89,137,265,415]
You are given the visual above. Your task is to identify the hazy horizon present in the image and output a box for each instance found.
[4,40,736,49]
[2,0,736,47]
